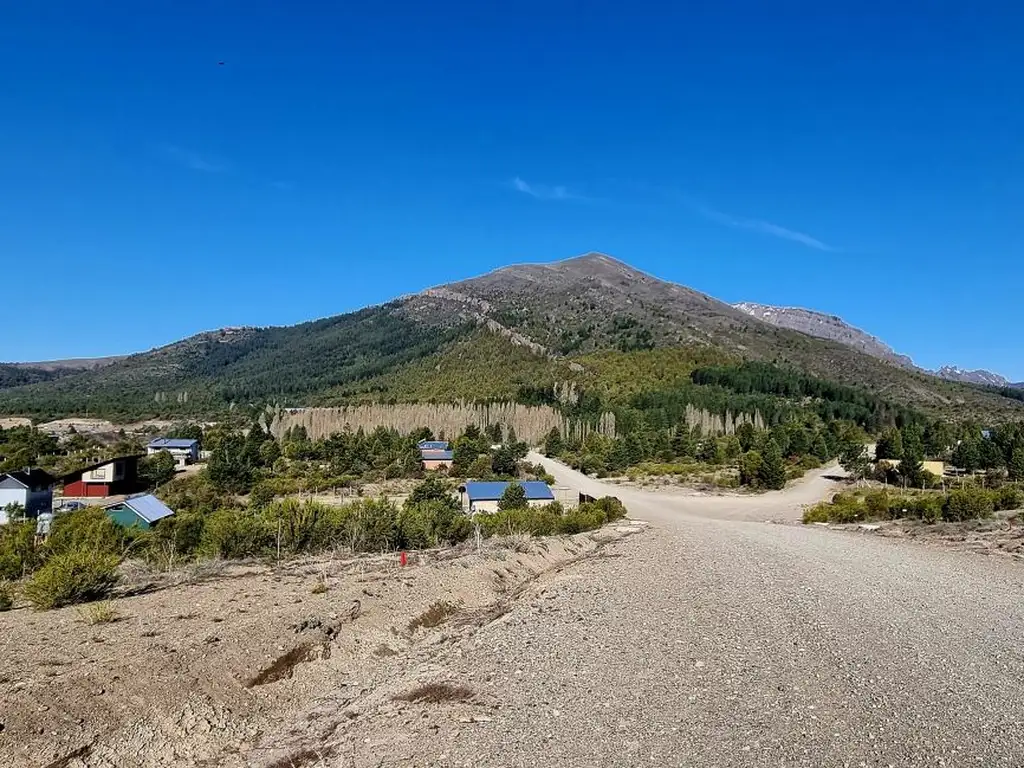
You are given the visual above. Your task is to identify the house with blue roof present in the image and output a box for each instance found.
[459,481,555,514]
[147,437,200,467]
[417,440,449,451]
[104,494,175,530]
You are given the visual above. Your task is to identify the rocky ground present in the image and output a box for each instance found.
[0,525,647,768]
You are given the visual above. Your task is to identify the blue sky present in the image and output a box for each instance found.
[2,1,1022,379]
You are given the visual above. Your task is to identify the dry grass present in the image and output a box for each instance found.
[407,600,460,632]
[393,682,475,704]
[77,601,120,625]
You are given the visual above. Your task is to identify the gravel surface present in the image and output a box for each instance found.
[322,456,1024,767]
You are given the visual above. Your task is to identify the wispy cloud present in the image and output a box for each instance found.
[512,176,578,201]
[695,204,833,251]
[160,144,228,173]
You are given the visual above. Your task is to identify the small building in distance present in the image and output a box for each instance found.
[421,449,454,471]
[147,438,200,467]
[460,481,555,514]
[62,455,142,499]
[418,440,452,471]
[417,440,449,451]
[104,494,175,530]
[0,469,55,523]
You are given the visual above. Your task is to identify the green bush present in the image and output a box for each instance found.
[909,495,944,523]
[200,508,274,559]
[0,520,42,580]
[558,506,605,534]
[46,507,135,558]
[22,549,120,609]
[0,582,13,611]
[802,502,831,524]
[944,488,995,521]
[398,501,473,549]
[341,499,400,552]
[864,490,890,518]
[995,485,1024,512]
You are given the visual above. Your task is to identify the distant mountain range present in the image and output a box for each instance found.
[732,302,1021,389]
[1,253,1021,421]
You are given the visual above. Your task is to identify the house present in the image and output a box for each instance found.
[62,455,142,498]
[417,440,449,451]
[147,438,200,467]
[104,494,174,530]
[0,469,55,523]
[459,481,555,514]
[421,449,454,471]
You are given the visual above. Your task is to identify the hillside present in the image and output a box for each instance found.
[0,252,1021,423]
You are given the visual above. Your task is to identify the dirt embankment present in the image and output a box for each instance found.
[0,523,647,768]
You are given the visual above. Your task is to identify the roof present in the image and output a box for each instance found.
[417,440,449,450]
[2,468,55,490]
[107,494,175,524]
[462,481,555,502]
[60,454,143,482]
[148,438,199,449]
[421,450,454,461]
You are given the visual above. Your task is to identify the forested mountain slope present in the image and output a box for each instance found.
[0,252,1020,423]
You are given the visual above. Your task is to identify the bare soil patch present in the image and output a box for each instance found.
[0,523,647,767]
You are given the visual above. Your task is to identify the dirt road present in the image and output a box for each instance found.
[323,455,1024,766]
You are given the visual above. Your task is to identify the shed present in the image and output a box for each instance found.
[62,455,142,498]
[104,494,175,530]
[460,481,555,514]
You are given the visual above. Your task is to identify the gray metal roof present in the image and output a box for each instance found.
[120,494,175,524]
[421,450,454,461]
[417,440,449,450]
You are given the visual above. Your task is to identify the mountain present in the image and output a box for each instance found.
[933,366,1009,388]
[732,301,1018,390]
[0,252,1021,422]
[732,302,916,369]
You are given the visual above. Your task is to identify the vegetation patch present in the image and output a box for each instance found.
[408,600,461,632]
[393,682,475,704]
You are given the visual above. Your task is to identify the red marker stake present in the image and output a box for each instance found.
[400,551,407,567]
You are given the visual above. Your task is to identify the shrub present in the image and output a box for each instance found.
[398,501,472,549]
[910,495,944,523]
[46,507,134,558]
[22,548,120,609]
[342,499,400,552]
[944,488,995,521]
[864,490,890,518]
[78,600,119,625]
[200,508,274,559]
[0,582,13,611]
[802,502,831,524]
[995,485,1024,512]
[558,506,605,534]
[0,520,42,580]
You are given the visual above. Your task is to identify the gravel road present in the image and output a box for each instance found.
[333,455,1024,767]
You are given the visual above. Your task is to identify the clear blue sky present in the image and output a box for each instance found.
[2,1,1021,379]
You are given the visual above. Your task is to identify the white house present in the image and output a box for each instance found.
[460,481,555,515]
[147,438,200,467]
[0,469,55,524]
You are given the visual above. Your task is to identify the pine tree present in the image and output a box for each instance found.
[497,482,528,510]
[543,427,564,457]
[758,439,787,490]
[1008,447,1024,481]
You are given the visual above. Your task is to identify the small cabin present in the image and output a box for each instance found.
[104,494,175,530]
[459,481,555,514]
